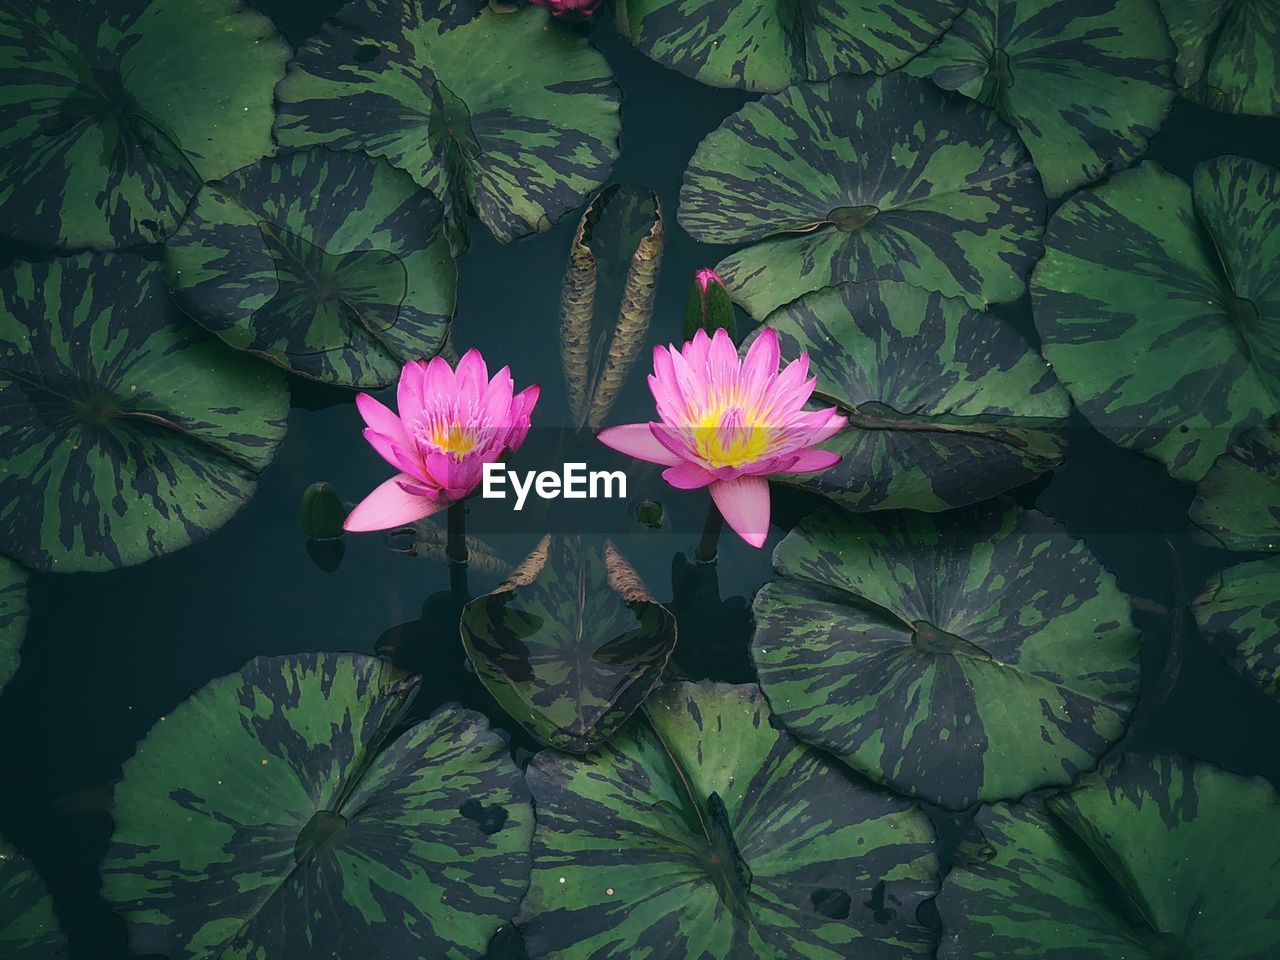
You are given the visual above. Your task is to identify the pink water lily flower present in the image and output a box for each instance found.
[345,351,539,532]
[529,0,603,17]
[598,327,846,548]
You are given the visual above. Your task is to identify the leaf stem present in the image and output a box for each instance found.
[447,501,469,599]
[694,501,723,564]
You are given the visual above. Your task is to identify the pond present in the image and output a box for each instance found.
[1,1,1279,958]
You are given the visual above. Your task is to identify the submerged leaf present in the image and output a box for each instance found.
[519,681,940,959]
[1190,416,1280,552]
[1193,557,1280,701]
[1161,0,1280,115]
[752,501,1140,809]
[0,556,26,696]
[461,535,675,753]
[0,835,66,959]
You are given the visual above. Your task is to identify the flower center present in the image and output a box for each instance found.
[693,402,774,468]
[414,410,481,457]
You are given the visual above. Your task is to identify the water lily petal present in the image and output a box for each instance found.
[483,364,516,424]
[361,428,422,477]
[396,359,429,425]
[710,475,771,548]
[597,423,684,465]
[786,448,842,473]
[455,348,489,403]
[739,327,780,403]
[506,384,540,449]
[344,474,448,531]
[707,326,739,389]
[662,461,716,489]
[421,355,455,405]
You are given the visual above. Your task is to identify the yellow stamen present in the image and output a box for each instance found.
[691,400,775,468]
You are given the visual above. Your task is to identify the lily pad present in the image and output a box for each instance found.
[905,0,1176,197]
[0,0,287,250]
[0,836,66,959]
[679,73,1045,319]
[461,535,676,754]
[102,652,533,960]
[519,681,940,960]
[1161,0,1280,115]
[0,253,288,572]
[1190,416,1280,552]
[756,280,1070,513]
[751,501,1140,809]
[274,0,621,250]
[165,148,456,388]
[1033,156,1280,482]
[1193,558,1280,701]
[0,556,26,696]
[613,0,965,92]
[937,753,1280,959]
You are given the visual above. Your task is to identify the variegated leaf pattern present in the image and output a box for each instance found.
[1191,416,1280,552]
[679,73,1045,318]
[756,281,1070,513]
[0,836,65,959]
[1033,156,1280,481]
[0,254,288,573]
[274,0,620,250]
[751,501,1140,809]
[461,535,676,754]
[519,681,940,960]
[102,652,533,960]
[0,0,287,249]
[1161,0,1280,115]
[905,0,1175,197]
[165,147,455,388]
[938,754,1280,959]
[0,555,26,696]
[613,0,964,92]
[1194,558,1280,701]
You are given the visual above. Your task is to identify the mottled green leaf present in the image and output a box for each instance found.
[614,0,964,92]
[0,555,26,696]
[1161,0,1280,115]
[1190,416,1280,552]
[752,501,1140,809]
[519,681,940,960]
[756,281,1070,513]
[938,753,1280,959]
[165,148,455,388]
[0,0,287,250]
[1193,557,1280,701]
[0,253,288,573]
[462,535,675,754]
[0,836,65,959]
[905,0,1175,197]
[102,652,533,960]
[274,0,620,249]
[1033,156,1280,481]
[679,73,1045,318]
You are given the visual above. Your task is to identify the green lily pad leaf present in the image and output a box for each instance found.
[462,535,676,754]
[519,681,940,960]
[679,73,1044,319]
[165,148,455,388]
[1190,417,1280,552]
[274,0,621,250]
[0,0,288,250]
[937,753,1280,959]
[757,281,1070,513]
[0,555,26,696]
[1193,557,1280,701]
[1033,156,1280,481]
[0,253,288,573]
[0,836,66,958]
[1161,0,1280,115]
[102,652,533,960]
[751,501,1140,810]
[613,0,965,93]
[904,0,1175,197]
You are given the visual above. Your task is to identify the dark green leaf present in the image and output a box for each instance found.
[0,0,287,249]
[1161,0,1280,115]
[102,652,533,960]
[298,482,348,540]
[0,253,288,572]
[1194,558,1280,701]
[1190,416,1280,552]
[751,501,1140,809]
[614,0,964,92]
[165,148,455,387]
[679,73,1045,318]
[905,0,1175,197]
[756,280,1070,513]
[461,535,676,753]
[519,681,940,959]
[0,836,66,959]
[0,555,26,695]
[938,753,1280,959]
[274,0,621,250]
[1033,156,1280,481]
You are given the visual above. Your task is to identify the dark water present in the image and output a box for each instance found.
[2,3,1279,958]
